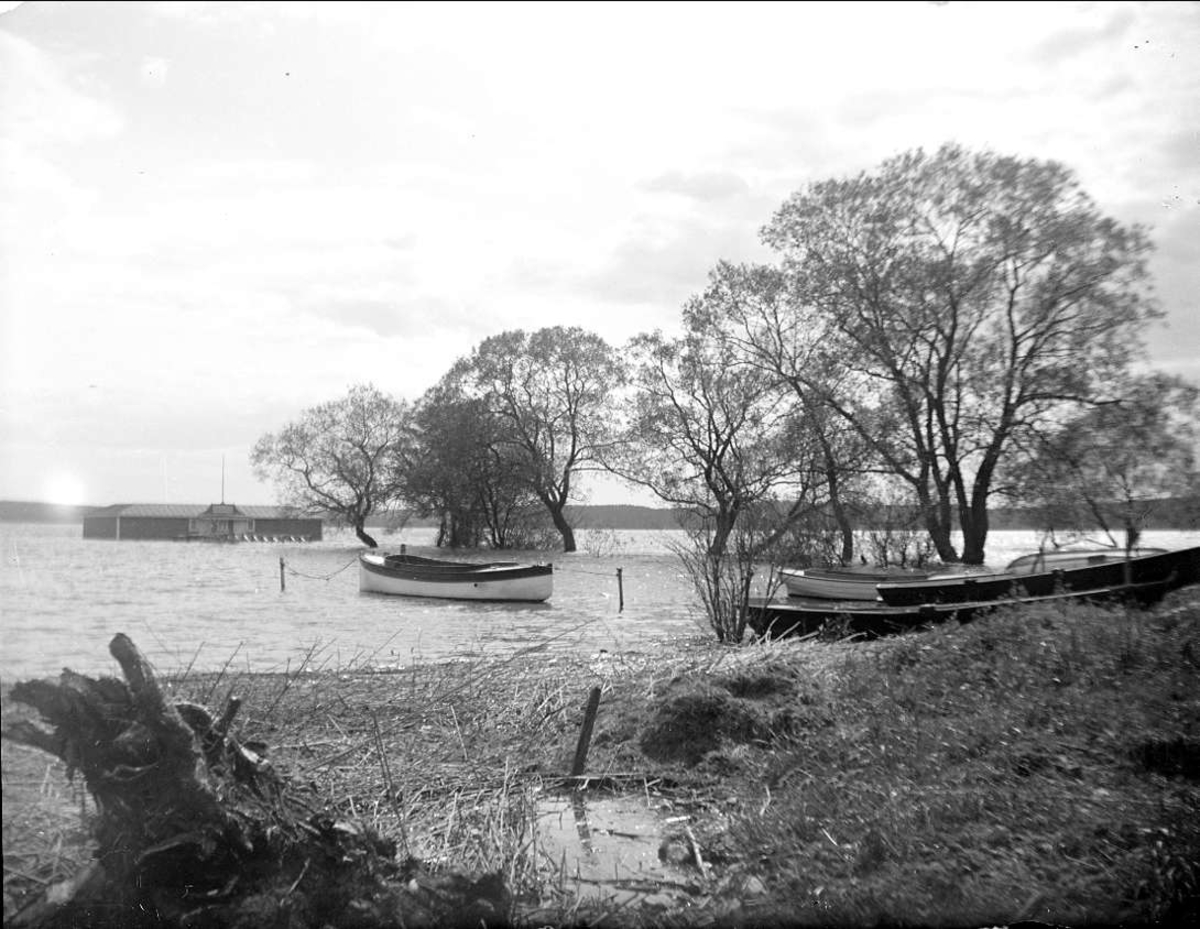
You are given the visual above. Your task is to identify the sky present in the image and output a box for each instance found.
[1,1,1197,509]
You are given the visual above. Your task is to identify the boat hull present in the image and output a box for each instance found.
[358,553,553,602]
[1005,548,1166,574]
[1004,547,1180,597]
[780,567,932,600]
[876,572,1020,606]
[750,577,1179,641]
[877,545,1200,605]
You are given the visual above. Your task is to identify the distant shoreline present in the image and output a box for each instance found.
[3,498,1197,533]
[0,500,687,531]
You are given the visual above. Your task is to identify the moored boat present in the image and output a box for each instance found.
[876,544,1200,606]
[1004,547,1167,574]
[358,551,553,602]
[876,570,1020,606]
[779,565,935,601]
[750,575,1182,641]
[1002,547,1170,596]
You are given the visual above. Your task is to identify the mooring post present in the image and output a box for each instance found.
[617,567,624,612]
[571,686,603,777]
[280,557,286,592]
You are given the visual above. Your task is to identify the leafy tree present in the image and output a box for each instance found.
[401,381,543,549]
[611,291,836,643]
[1014,372,1200,551]
[689,261,871,563]
[251,384,413,548]
[450,326,625,553]
[614,320,812,560]
[758,143,1162,563]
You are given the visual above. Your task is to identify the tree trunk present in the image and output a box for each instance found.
[549,504,577,553]
[829,483,854,564]
[819,436,855,564]
[922,492,959,563]
[706,505,739,560]
[354,521,378,548]
[959,497,990,565]
[1,634,510,928]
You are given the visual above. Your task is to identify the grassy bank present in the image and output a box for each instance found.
[4,593,1199,927]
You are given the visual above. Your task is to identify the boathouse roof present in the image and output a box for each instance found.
[86,504,311,519]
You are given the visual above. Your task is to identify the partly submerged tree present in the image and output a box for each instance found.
[614,319,815,561]
[449,326,626,553]
[401,380,545,549]
[687,260,872,563]
[251,384,414,548]
[611,298,833,643]
[1013,372,1200,552]
[759,143,1163,563]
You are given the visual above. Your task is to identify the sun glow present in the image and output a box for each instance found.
[44,471,87,506]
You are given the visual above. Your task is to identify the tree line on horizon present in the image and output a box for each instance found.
[251,143,1200,622]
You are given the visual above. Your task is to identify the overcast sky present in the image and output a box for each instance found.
[1,1,1197,509]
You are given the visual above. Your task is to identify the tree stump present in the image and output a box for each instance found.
[2,633,510,928]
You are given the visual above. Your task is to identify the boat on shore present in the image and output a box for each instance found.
[875,570,1020,605]
[750,575,1181,640]
[1002,547,1170,596]
[358,551,553,602]
[876,545,1200,606]
[779,565,934,601]
[1004,547,1166,574]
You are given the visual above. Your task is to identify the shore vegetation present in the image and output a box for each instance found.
[4,594,1198,927]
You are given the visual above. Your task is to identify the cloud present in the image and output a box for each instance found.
[0,31,124,147]
[300,294,477,340]
[640,170,751,202]
[1158,129,1200,180]
[584,214,772,309]
[139,55,169,86]
[1027,6,1137,66]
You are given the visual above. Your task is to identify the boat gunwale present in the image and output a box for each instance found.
[1004,547,1168,574]
[781,566,934,584]
[750,575,1181,638]
[877,545,1200,606]
[360,553,552,583]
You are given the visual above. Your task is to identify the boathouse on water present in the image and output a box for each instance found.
[82,503,322,542]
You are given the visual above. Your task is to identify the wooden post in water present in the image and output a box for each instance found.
[617,568,624,612]
[280,557,286,592]
[570,686,602,777]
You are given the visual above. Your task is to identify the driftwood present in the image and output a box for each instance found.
[2,633,510,928]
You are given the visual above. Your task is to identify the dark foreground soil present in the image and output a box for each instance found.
[4,591,1200,927]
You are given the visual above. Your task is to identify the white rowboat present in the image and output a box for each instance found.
[779,566,935,601]
[358,551,553,602]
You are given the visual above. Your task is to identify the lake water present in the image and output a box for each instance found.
[3,522,1199,683]
[0,523,709,682]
